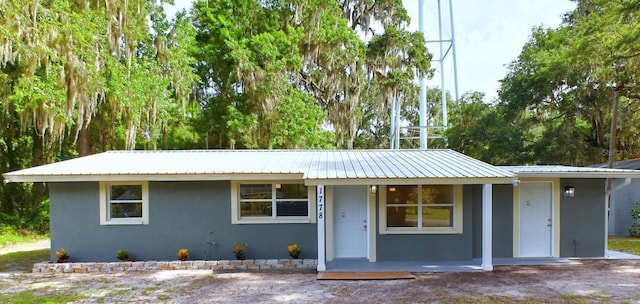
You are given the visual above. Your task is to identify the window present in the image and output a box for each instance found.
[380,185,462,234]
[231,182,314,224]
[100,182,149,225]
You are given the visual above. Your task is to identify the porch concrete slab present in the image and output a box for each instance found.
[606,250,640,259]
[326,257,583,273]
[325,258,483,273]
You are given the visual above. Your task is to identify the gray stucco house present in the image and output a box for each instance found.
[591,159,640,236]
[4,149,640,271]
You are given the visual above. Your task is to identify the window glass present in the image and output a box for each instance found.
[238,183,309,219]
[387,185,418,205]
[422,185,453,204]
[110,185,142,201]
[240,184,272,199]
[110,203,143,218]
[384,185,458,231]
[387,206,418,227]
[240,201,272,217]
[109,185,143,219]
[422,206,453,227]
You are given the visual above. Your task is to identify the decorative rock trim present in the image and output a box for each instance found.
[33,259,318,274]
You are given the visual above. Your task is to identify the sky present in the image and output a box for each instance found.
[166,0,577,101]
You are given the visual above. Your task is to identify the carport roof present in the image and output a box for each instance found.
[501,165,640,178]
[3,149,515,185]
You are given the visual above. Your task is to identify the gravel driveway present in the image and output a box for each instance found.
[1,259,640,303]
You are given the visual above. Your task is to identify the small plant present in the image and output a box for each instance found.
[55,248,70,263]
[116,249,130,261]
[177,248,189,261]
[629,201,640,237]
[233,243,247,260]
[287,243,301,259]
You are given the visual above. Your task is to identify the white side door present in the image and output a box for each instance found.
[519,182,553,257]
[333,186,368,258]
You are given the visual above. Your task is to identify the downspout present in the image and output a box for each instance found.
[604,177,632,256]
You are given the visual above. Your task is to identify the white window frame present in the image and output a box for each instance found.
[231,181,316,224]
[99,182,149,225]
[379,184,463,234]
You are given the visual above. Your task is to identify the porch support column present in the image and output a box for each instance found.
[317,185,326,271]
[482,184,493,271]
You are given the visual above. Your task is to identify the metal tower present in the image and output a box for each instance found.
[390,0,459,149]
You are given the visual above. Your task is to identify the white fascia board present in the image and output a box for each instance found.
[515,172,640,179]
[3,173,304,183]
[303,177,515,186]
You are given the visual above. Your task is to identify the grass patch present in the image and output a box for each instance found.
[0,249,50,272]
[0,226,48,247]
[608,237,640,255]
[0,289,86,304]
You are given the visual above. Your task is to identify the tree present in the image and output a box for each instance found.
[498,0,640,165]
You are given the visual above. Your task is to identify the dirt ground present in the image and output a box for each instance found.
[1,259,640,303]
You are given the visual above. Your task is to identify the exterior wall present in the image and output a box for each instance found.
[49,181,317,262]
[559,178,606,257]
[472,184,514,258]
[375,185,474,262]
[609,179,640,236]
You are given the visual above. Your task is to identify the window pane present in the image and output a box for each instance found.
[276,201,308,216]
[422,206,453,227]
[240,184,272,199]
[240,201,272,217]
[386,206,418,227]
[422,185,453,204]
[276,184,308,199]
[110,203,142,218]
[111,185,142,201]
[387,185,418,205]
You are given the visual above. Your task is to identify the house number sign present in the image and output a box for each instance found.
[317,185,324,219]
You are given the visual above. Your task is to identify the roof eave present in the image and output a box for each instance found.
[304,177,515,186]
[2,173,306,183]
[515,172,640,179]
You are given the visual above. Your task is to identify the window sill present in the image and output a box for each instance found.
[101,220,146,226]
[380,228,461,235]
[232,218,313,225]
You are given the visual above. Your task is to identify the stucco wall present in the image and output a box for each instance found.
[560,178,606,257]
[472,184,514,259]
[609,179,640,236]
[375,185,474,262]
[49,181,318,262]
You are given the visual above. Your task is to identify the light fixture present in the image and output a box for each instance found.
[275,183,281,189]
[370,185,377,194]
[564,186,575,198]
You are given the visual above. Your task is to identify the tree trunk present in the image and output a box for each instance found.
[77,125,91,156]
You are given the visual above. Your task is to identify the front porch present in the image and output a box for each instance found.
[325,257,581,273]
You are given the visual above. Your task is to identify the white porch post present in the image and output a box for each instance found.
[482,184,493,271]
[317,185,326,271]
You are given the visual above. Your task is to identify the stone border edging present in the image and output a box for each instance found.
[33,259,318,273]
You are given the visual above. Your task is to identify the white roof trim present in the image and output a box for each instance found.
[502,165,640,179]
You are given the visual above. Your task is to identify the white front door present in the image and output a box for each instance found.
[519,182,553,257]
[334,186,368,258]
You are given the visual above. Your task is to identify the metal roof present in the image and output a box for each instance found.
[501,165,640,178]
[3,149,515,185]
[590,158,640,170]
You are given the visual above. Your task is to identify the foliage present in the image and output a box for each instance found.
[287,244,301,259]
[0,225,47,247]
[55,247,70,263]
[497,0,640,166]
[0,290,87,303]
[177,248,189,261]
[116,249,130,261]
[192,0,431,149]
[0,249,49,272]
[629,201,640,237]
[608,237,640,255]
[233,243,247,260]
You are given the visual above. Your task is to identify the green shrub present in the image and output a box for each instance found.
[629,201,640,237]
